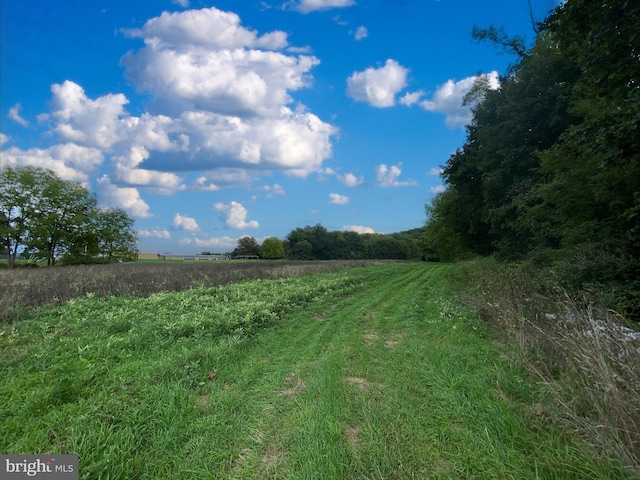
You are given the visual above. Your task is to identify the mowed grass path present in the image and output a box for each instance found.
[0,263,631,479]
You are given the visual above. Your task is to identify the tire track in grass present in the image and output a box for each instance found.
[220,263,445,478]
[220,263,628,479]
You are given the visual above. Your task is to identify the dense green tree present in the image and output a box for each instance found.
[233,236,261,257]
[425,0,640,314]
[261,237,284,259]
[289,239,313,260]
[95,208,138,263]
[1,166,59,268]
[535,0,640,255]
[1,166,138,267]
[27,176,97,266]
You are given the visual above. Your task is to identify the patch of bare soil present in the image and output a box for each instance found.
[195,393,211,408]
[363,332,379,345]
[279,373,307,398]
[344,425,360,449]
[344,376,369,389]
[384,333,406,349]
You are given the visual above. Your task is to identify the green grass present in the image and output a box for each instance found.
[0,263,632,479]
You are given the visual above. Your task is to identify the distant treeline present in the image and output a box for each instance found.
[424,0,639,317]
[230,225,427,261]
[284,224,427,260]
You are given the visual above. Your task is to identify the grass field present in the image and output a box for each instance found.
[0,263,633,479]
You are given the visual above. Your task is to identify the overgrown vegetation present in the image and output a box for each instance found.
[456,258,640,471]
[1,263,632,478]
[419,2,640,468]
[424,0,640,319]
[0,259,381,323]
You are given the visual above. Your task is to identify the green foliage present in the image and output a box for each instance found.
[94,208,138,263]
[260,237,284,259]
[0,166,138,268]
[233,235,261,257]
[284,223,426,260]
[424,0,640,316]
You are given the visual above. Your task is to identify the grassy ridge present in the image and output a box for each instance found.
[0,263,631,478]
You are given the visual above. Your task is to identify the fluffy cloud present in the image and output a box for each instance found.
[96,175,153,218]
[375,163,417,187]
[122,8,312,117]
[214,201,259,229]
[343,225,374,234]
[291,0,356,14]
[11,6,335,199]
[0,133,9,146]
[347,59,408,108]
[1,143,103,184]
[355,26,368,40]
[138,227,171,239]
[9,103,29,127]
[430,185,446,193]
[124,7,288,50]
[337,172,364,187]
[420,71,500,127]
[328,193,349,205]
[48,81,129,150]
[172,213,200,232]
[428,167,444,176]
[399,90,424,106]
[115,7,335,180]
[188,236,239,250]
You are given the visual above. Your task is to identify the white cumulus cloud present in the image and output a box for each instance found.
[375,163,417,187]
[172,213,200,232]
[9,103,29,127]
[328,193,349,205]
[96,175,153,219]
[138,227,171,239]
[343,225,374,234]
[420,71,500,128]
[354,26,368,40]
[347,59,408,108]
[430,185,446,193]
[191,235,240,250]
[399,90,424,106]
[49,80,129,150]
[214,201,259,229]
[338,172,364,187]
[1,143,103,185]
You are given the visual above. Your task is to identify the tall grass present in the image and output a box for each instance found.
[0,260,381,323]
[458,258,640,472]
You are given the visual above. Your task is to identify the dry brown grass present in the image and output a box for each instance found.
[0,259,379,323]
[460,259,640,471]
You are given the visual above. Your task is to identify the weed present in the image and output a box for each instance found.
[459,258,640,472]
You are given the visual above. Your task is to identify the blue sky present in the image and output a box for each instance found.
[1,0,558,254]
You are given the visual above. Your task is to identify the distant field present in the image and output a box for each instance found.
[0,262,630,479]
[0,259,381,323]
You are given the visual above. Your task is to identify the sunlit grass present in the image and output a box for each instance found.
[0,263,632,478]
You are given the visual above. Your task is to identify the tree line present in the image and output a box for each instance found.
[230,224,427,261]
[1,166,137,267]
[424,0,639,316]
